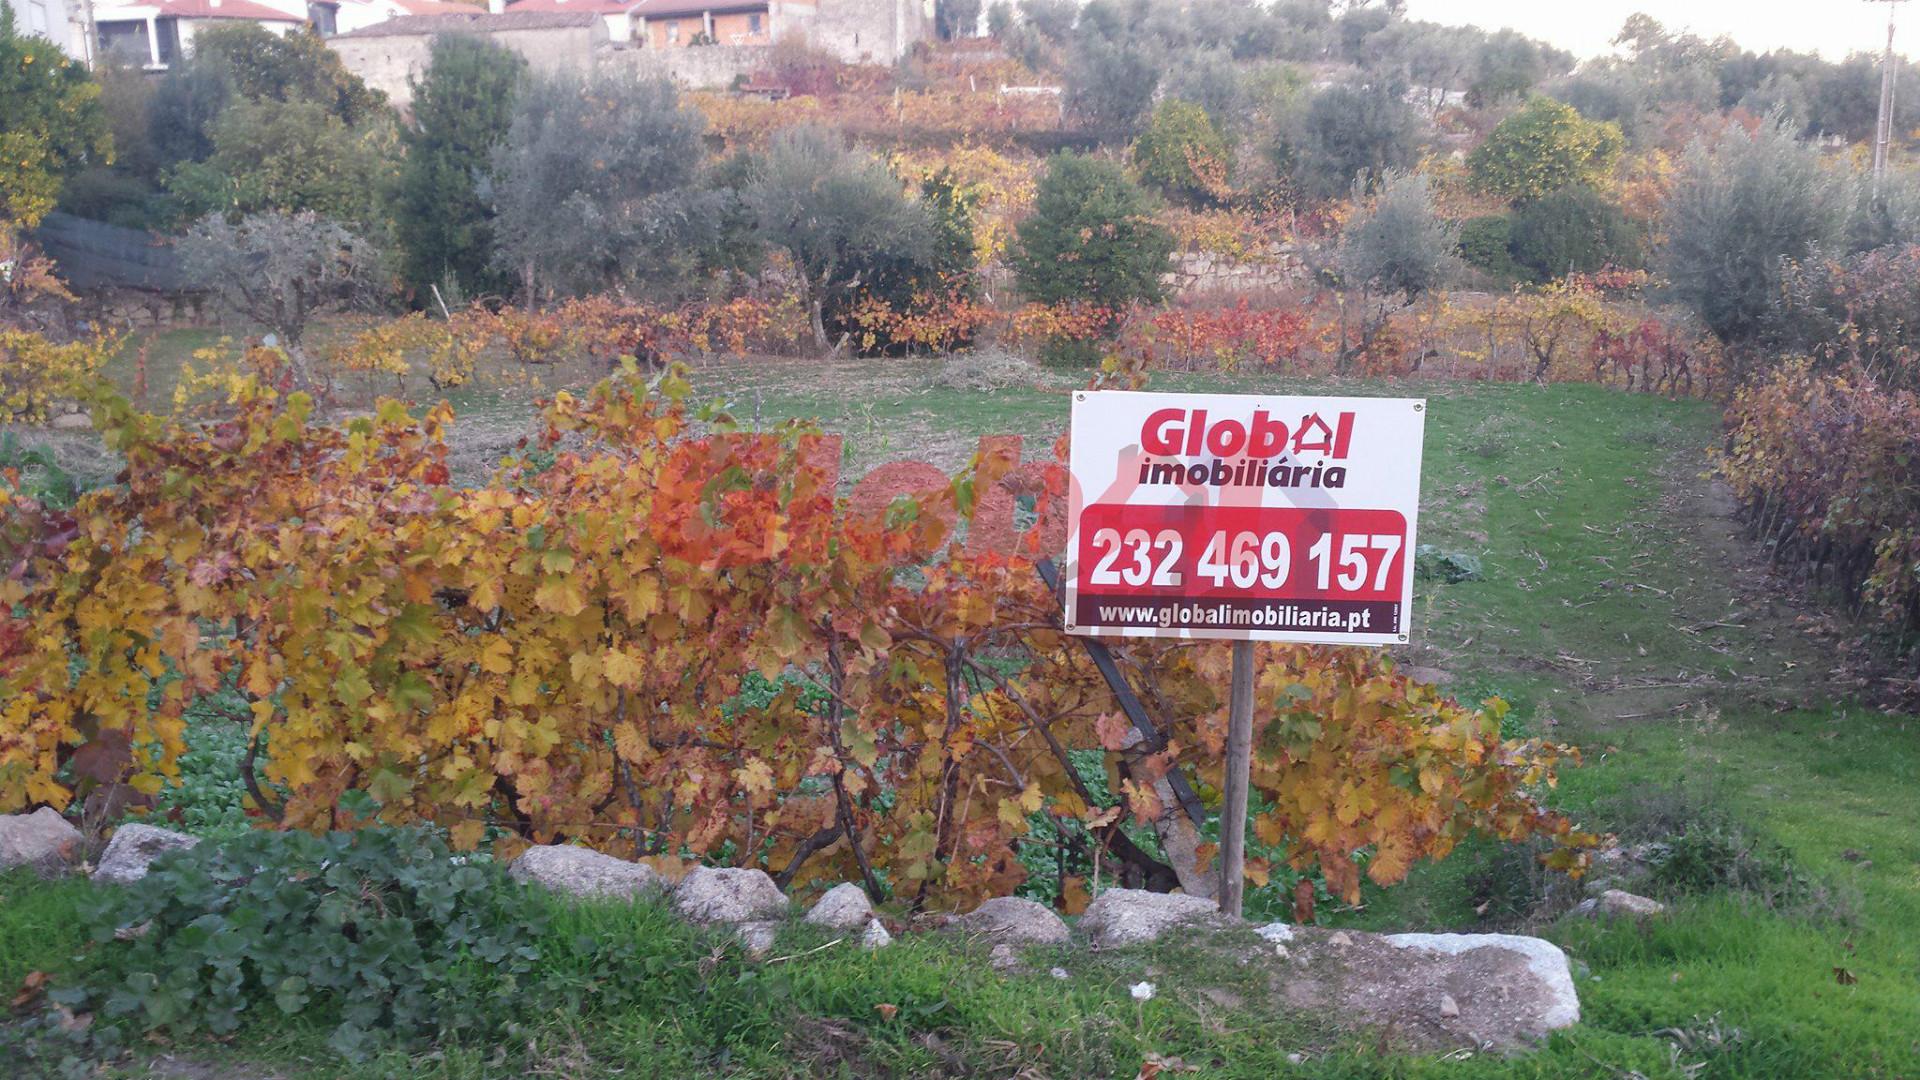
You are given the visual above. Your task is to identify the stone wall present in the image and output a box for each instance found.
[328,15,608,109]
[610,42,762,89]
[1164,248,1308,297]
[788,0,929,64]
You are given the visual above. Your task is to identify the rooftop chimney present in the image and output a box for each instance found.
[488,0,504,11]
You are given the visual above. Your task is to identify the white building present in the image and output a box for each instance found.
[2,0,94,61]
[6,0,480,70]
[90,0,305,71]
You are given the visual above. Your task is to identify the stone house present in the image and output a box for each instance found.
[488,0,642,44]
[494,0,929,64]
[324,0,928,95]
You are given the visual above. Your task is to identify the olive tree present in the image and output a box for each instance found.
[1064,37,1162,135]
[1336,170,1457,367]
[744,126,933,351]
[488,68,711,302]
[178,210,385,379]
[1662,119,1851,342]
[1290,82,1422,199]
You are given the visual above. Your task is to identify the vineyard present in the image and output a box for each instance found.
[3,338,1918,1076]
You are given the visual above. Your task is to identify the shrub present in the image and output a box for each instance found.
[1114,299,1310,371]
[1507,184,1642,281]
[0,330,112,424]
[1717,360,1920,630]
[83,827,546,1057]
[1012,153,1173,313]
[1132,99,1230,204]
[931,346,1041,391]
[147,59,232,176]
[1467,97,1623,203]
[1468,28,1558,106]
[163,99,395,229]
[1645,820,1834,915]
[1338,170,1456,303]
[0,371,1596,914]
[187,24,384,125]
[53,166,172,230]
[1764,243,1920,391]
[754,32,845,97]
[1018,0,1076,42]
[1457,214,1520,279]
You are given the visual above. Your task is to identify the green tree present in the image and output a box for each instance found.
[165,99,395,230]
[1663,119,1851,342]
[1291,82,1422,199]
[1160,49,1247,135]
[489,68,712,302]
[148,59,234,175]
[1507,185,1642,281]
[1467,97,1624,203]
[0,6,111,227]
[392,35,526,301]
[744,126,933,350]
[189,24,385,125]
[1012,153,1173,310]
[1133,99,1230,204]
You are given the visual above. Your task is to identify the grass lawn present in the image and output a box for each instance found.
[9,344,1917,1077]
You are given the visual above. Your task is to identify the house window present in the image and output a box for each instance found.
[748,12,761,33]
[308,3,337,36]
[153,17,179,64]
[667,20,678,43]
[97,20,153,65]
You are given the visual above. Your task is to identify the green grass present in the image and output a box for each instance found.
[10,355,1918,1077]
[0,872,94,995]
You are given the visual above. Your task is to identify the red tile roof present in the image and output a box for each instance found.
[333,9,598,35]
[629,0,767,15]
[149,0,305,20]
[390,0,483,13]
[503,0,637,14]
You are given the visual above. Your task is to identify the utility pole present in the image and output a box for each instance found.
[1873,0,1907,191]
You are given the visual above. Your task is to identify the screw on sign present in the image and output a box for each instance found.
[1064,391,1428,916]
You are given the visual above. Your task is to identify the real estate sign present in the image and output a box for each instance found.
[1064,390,1427,645]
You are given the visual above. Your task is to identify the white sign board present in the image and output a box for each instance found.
[1064,390,1427,645]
